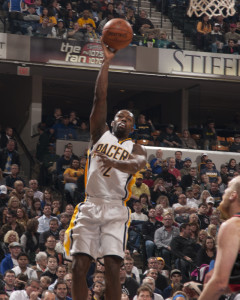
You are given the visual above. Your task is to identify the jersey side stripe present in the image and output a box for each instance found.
[123,207,131,250]
[123,174,136,205]
[64,202,84,256]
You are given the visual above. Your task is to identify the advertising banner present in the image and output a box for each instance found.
[30,37,136,69]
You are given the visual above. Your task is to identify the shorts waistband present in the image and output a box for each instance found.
[86,197,125,205]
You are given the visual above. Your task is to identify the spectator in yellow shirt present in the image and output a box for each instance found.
[77,9,96,29]
[63,159,84,198]
[131,174,151,201]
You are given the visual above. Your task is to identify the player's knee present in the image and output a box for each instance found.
[72,254,91,275]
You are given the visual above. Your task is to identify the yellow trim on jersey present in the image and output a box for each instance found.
[64,203,80,256]
[119,138,132,144]
[123,174,136,206]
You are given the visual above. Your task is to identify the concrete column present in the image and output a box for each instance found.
[181,88,189,131]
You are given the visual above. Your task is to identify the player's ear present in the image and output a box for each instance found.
[111,120,114,128]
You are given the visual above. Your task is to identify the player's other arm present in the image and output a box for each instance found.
[96,143,147,174]
[198,218,240,300]
[90,41,117,144]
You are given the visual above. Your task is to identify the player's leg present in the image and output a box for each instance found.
[104,255,122,300]
[72,253,92,300]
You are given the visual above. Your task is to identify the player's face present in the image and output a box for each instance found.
[112,110,134,138]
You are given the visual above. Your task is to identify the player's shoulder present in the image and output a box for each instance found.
[220,216,240,233]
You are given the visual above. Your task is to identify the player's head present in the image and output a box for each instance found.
[219,175,240,218]
[111,110,134,139]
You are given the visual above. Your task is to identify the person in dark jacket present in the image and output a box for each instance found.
[0,140,20,173]
[170,223,199,282]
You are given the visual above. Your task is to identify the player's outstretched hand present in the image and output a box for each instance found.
[101,37,118,62]
[95,151,116,171]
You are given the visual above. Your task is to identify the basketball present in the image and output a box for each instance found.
[102,18,133,50]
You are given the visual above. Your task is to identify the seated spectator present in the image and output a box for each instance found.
[64,8,78,30]
[156,195,172,214]
[157,31,180,49]
[0,242,22,275]
[196,236,216,266]
[20,4,40,35]
[64,273,72,298]
[84,23,99,42]
[142,208,162,259]
[227,158,239,177]
[92,281,105,300]
[9,279,41,299]
[202,120,217,149]
[28,198,42,218]
[230,134,240,152]
[29,179,43,201]
[48,0,63,19]
[135,114,155,145]
[142,169,154,189]
[134,9,154,35]
[205,22,225,52]
[143,31,158,48]
[133,277,164,300]
[40,256,58,283]
[39,6,57,27]
[150,149,164,175]
[48,265,67,291]
[63,158,84,199]
[58,212,70,230]
[139,193,152,214]
[174,151,184,171]
[214,14,229,34]
[42,188,53,207]
[163,269,182,299]
[8,195,22,212]
[77,121,90,142]
[170,223,198,283]
[16,207,28,229]
[223,38,239,54]
[51,115,77,140]
[42,290,55,299]
[51,19,67,38]
[39,217,59,250]
[125,7,136,29]
[103,3,119,19]
[196,14,212,50]
[20,218,39,264]
[135,286,153,300]
[78,9,96,29]
[37,204,54,233]
[120,265,139,299]
[35,16,53,37]
[0,127,16,149]
[180,129,197,149]
[44,235,62,264]
[131,174,151,202]
[158,161,177,192]
[3,269,16,296]
[189,222,200,242]
[168,157,181,182]
[200,160,221,185]
[0,230,19,261]
[173,194,197,224]
[181,167,199,191]
[0,140,20,175]
[51,199,61,216]
[64,204,74,219]
[198,153,209,173]
[32,251,47,279]
[1,210,25,240]
[89,1,102,28]
[55,229,65,255]
[34,0,42,16]
[158,124,182,148]
[46,108,62,128]
[207,223,217,240]
[9,181,25,202]
[40,276,52,292]
[200,174,211,192]
[199,189,211,205]
[145,267,167,292]
[12,252,38,279]
[53,280,71,300]
[6,165,25,191]
[154,213,180,267]
[197,203,210,229]
[56,147,77,177]
[186,187,199,209]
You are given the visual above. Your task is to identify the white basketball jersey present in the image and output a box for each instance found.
[85,130,135,203]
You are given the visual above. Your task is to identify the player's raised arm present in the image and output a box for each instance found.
[96,143,147,175]
[90,40,117,144]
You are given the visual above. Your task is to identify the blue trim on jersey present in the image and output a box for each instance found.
[122,174,133,201]
[123,208,130,250]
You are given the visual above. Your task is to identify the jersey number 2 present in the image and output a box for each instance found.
[103,167,112,177]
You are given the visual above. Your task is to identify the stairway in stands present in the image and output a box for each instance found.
[133,0,196,50]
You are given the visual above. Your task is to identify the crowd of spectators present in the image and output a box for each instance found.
[0,107,240,299]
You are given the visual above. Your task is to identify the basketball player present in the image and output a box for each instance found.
[64,40,147,300]
[198,176,240,300]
